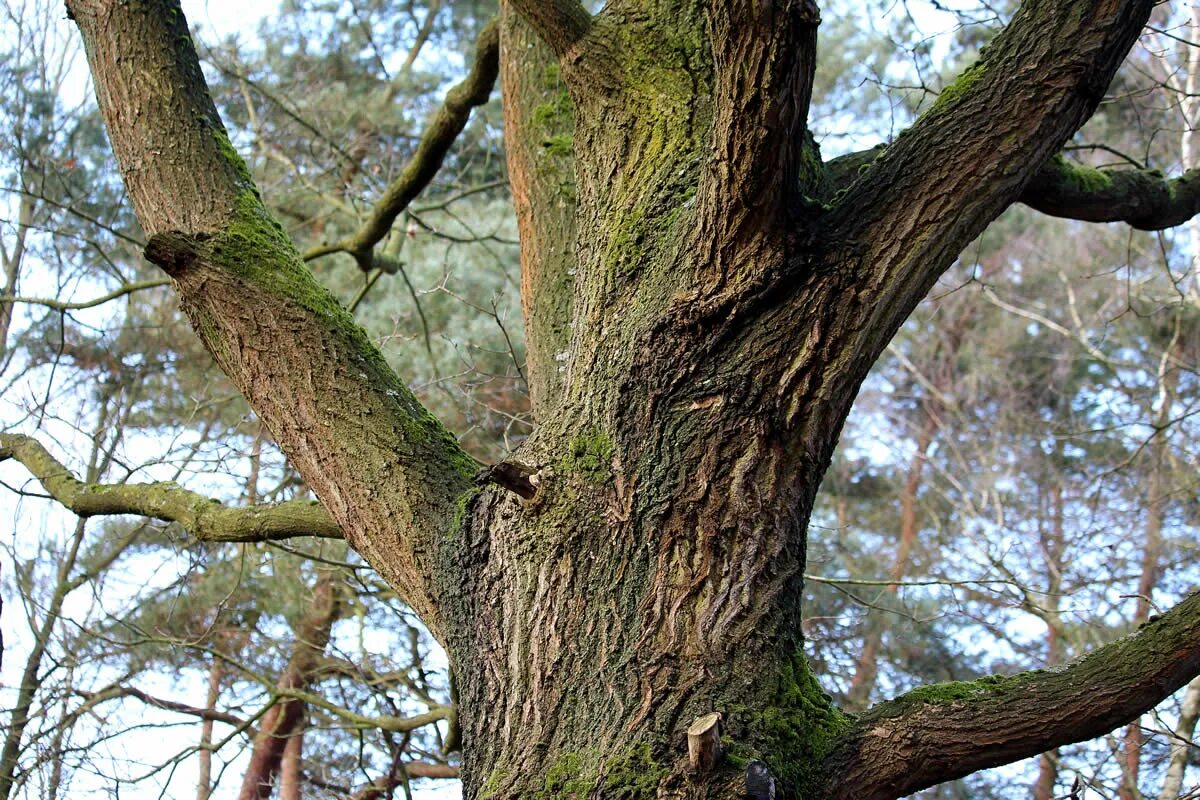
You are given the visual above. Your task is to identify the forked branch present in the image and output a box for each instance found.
[304,20,501,272]
[824,0,1155,344]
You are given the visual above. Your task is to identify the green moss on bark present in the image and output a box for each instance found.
[601,743,667,799]
[1048,154,1113,193]
[864,670,1039,720]
[537,753,592,799]
[200,146,477,481]
[488,744,664,800]
[726,652,852,796]
[928,61,986,115]
[559,429,614,483]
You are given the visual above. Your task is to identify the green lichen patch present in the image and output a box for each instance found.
[499,744,665,800]
[797,131,825,198]
[202,190,476,480]
[536,753,593,800]
[211,126,256,189]
[449,485,484,536]
[542,133,574,157]
[600,743,667,800]
[478,766,509,800]
[559,429,614,483]
[865,671,1036,721]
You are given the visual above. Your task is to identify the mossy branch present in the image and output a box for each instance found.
[820,590,1200,800]
[0,433,342,542]
[303,20,500,272]
[1021,154,1200,230]
[825,145,1200,231]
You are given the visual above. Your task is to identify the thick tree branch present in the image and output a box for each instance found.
[690,0,821,277]
[70,0,479,636]
[822,0,1154,355]
[0,433,342,541]
[828,146,1200,231]
[507,0,591,58]
[305,20,500,273]
[1020,156,1200,230]
[821,590,1200,800]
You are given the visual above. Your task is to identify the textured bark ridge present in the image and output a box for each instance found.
[69,0,1200,798]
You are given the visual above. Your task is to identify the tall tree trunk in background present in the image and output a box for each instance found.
[69,1,1200,798]
[0,192,32,360]
[845,414,935,710]
[1120,334,1181,800]
[237,571,339,800]
[1033,480,1068,800]
[196,659,224,800]
[1159,678,1200,799]
[279,728,303,800]
[1155,20,1200,795]
[846,308,968,710]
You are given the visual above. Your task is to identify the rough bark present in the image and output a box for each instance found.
[823,590,1200,800]
[69,0,1200,799]
[500,4,578,413]
[68,0,478,634]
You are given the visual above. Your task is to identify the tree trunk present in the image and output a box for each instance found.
[1033,480,1068,800]
[1120,332,1181,800]
[68,0,1200,798]
[845,414,935,711]
[279,728,303,800]
[196,659,224,800]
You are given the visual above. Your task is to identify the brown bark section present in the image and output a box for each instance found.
[500,4,578,413]
[69,0,477,634]
[278,729,302,800]
[237,572,338,800]
[196,660,224,800]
